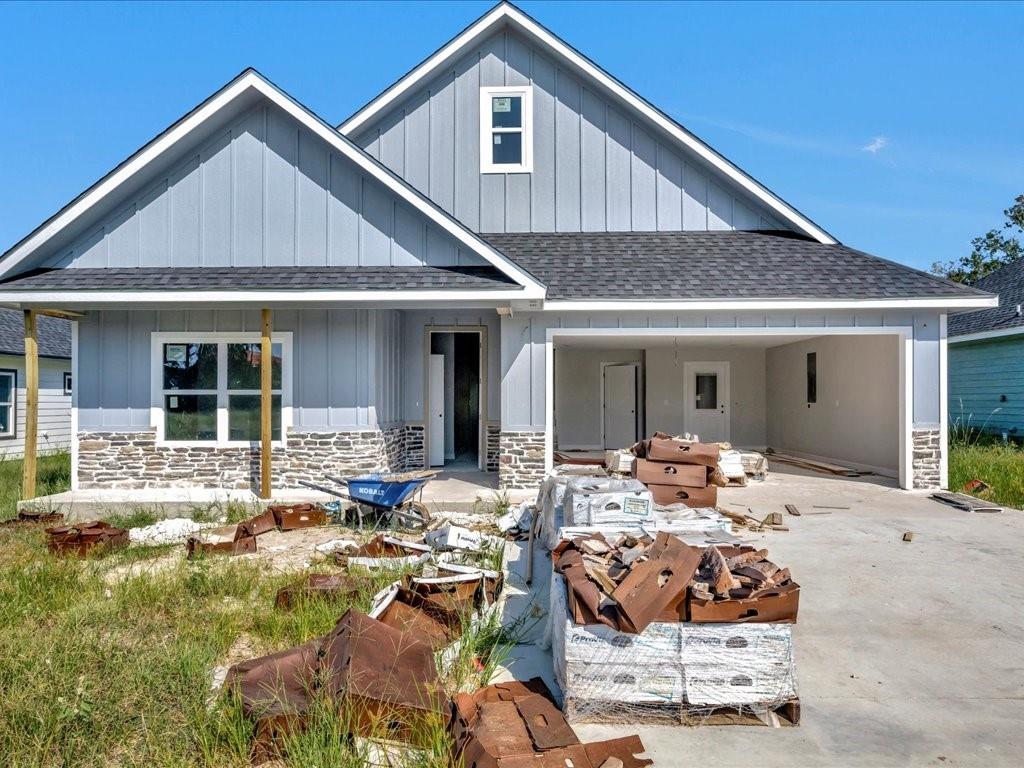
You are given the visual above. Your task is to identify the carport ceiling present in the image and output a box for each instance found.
[554,334,820,349]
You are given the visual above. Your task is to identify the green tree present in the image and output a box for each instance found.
[932,194,1024,283]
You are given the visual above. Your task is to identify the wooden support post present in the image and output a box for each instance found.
[21,310,38,500]
[260,309,273,499]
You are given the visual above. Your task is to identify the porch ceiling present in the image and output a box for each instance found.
[554,333,821,349]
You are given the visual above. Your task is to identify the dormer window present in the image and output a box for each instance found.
[479,86,532,174]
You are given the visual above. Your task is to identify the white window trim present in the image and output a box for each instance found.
[480,85,533,174]
[0,368,15,439]
[150,332,293,448]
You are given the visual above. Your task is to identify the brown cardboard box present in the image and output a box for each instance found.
[688,581,800,623]
[633,458,707,487]
[646,438,719,467]
[647,483,718,508]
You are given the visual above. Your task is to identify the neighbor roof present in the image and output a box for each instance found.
[481,231,994,303]
[0,266,518,293]
[949,258,1024,338]
[339,1,836,245]
[0,308,71,359]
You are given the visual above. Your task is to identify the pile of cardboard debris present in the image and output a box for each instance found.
[545,529,800,724]
[632,435,722,508]
[186,502,328,556]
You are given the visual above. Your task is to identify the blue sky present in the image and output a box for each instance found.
[0,0,1021,271]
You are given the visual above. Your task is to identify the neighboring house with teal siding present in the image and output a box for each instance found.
[949,258,1024,439]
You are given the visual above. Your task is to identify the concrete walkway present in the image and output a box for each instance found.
[499,467,1024,767]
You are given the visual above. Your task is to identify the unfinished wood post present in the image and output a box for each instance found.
[21,309,38,500]
[260,309,273,499]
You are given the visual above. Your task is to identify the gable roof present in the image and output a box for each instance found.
[0,309,71,359]
[339,1,835,245]
[949,258,1024,340]
[0,69,545,299]
[481,231,996,309]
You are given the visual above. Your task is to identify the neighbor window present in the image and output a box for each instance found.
[154,334,289,445]
[0,369,15,438]
[480,86,533,173]
[806,352,817,404]
[63,372,73,396]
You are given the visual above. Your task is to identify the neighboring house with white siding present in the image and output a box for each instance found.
[0,309,72,459]
[0,2,996,492]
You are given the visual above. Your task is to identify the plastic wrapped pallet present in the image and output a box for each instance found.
[563,477,653,527]
[547,573,797,722]
[718,450,746,480]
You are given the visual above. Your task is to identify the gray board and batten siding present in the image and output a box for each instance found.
[352,26,788,235]
[33,98,486,274]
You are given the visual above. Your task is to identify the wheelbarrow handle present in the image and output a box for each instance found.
[296,479,352,500]
[323,473,354,487]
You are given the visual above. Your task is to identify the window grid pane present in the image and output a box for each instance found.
[491,95,522,128]
[227,343,282,390]
[0,405,10,434]
[0,373,12,405]
[164,394,217,441]
[228,394,282,442]
[163,343,217,390]
[492,131,523,165]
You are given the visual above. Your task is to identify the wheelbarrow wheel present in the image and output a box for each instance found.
[395,500,430,530]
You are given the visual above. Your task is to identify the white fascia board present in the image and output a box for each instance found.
[948,325,1024,344]
[0,288,527,306]
[542,296,1000,312]
[339,3,835,245]
[0,71,546,298]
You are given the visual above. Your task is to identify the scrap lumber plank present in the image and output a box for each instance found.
[784,504,801,517]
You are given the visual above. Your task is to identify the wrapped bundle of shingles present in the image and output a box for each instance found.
[546,530,800,724]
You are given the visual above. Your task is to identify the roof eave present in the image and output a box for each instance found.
[541,296,999,312]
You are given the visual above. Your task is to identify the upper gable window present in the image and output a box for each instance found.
[480,86,533,174]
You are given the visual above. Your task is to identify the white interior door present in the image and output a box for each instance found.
[429,354,445,466]
[603,363,638,449]
[684,361,729,442]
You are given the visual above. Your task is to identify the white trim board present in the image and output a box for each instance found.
[543,325,915,490]
[339,2,835,244]
[948,325,1024,344]
[0,70,545,298]
[542,297,997,312]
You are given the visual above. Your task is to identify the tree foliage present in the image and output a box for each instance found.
[932,194,1024,284]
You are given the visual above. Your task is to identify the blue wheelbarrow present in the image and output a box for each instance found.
[298,470,436,529]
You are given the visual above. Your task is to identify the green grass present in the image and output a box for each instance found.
[0,494,512,766]
[0,452,71,521]
[949,439,1024,510]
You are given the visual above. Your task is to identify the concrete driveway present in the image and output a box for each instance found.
[502,466,1024,767]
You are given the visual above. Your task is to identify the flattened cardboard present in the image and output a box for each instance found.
[689,581,800,624]
[632,459,707,488]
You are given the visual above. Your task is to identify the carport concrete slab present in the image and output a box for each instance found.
[508,467,1024,767]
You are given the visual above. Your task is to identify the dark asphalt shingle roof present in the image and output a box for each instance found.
[948,259,1024,338]
[0,265,519,292]
[482,231,991,301]
[0,308,71,358]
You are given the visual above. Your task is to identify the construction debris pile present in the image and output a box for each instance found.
[450,678,652,767]
[545,530,800,724]
[186,502,328,557]
[45,520,128,557]
[632,434,722,508]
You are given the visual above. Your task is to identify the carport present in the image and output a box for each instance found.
[546,327,913,488]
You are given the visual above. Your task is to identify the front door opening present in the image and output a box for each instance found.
[428,331,480,470]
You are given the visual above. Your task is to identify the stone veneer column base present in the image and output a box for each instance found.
[77,427,421,490]
[498,430,546,490]
[912,427,942,490]
[485,422,501,473]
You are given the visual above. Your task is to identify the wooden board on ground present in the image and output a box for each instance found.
[764,451,864,477]
[930,492,1002,513]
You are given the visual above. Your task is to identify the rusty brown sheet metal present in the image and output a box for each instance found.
[3,509,63,526]
[45,520,128,557]
[354,533,413,557]
[450,678,650,768]
[404,574,481,616]
[271,503,328,531]
[239,509,278,537]
[611,531,701,634]
[274,573,366,610]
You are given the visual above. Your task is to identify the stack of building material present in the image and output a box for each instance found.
[546,532,800,723]
[632,435,721,508]
[563,476,653,527]
[449,678,652,767]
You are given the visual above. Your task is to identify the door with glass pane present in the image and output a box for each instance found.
[683,361,730,443]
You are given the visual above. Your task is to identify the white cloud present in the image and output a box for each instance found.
[862,136,889,154]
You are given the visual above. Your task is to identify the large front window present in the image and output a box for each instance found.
[154,334,290,445]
